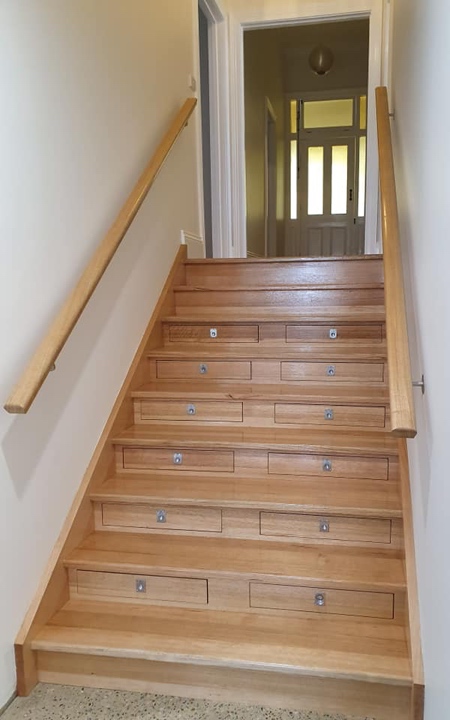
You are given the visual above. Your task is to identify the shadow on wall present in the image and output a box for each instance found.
[1,202,152,500]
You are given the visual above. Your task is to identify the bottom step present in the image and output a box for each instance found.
[30,600,413,720]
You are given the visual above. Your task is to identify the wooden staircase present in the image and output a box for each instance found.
[16,252,419,720]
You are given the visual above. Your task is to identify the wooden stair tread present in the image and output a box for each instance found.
[112,424,399,456]
[170,306,386,321]
[32,599,411,685]
[132,382,390,404]
[65,532,405,591]
[185,256,383,264]
[92,474,402,517]
[148,343,387,360]
[175,284,384,291]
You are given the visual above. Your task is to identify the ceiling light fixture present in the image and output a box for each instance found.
[308,45,334,76]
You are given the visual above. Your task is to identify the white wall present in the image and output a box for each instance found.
[0,0,200,706]
[391,0,450,717]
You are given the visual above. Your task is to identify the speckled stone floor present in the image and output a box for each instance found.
[2,684,376,720]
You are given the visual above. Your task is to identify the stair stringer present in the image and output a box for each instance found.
[14,244,188,696]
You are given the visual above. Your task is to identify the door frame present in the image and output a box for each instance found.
[264,97,277,257]
[225,0,387,258]
[196,0,232,258]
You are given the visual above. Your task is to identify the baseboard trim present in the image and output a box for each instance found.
[0,692,16,716]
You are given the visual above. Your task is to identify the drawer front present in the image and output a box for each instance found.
[268,453,389,481]
[168,324,259,343]
[139,399,243,423]
[274,403,386,428]
[260,512,392,544]
[286,324,383,343]
[102,503,222,532]
[76,570,208,604]
[156,360,251,380]
[122,447,234,472]
[281,361,385,383]
[249,582,394,619]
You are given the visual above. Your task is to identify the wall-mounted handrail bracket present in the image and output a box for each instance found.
[4,97,197,414]
[413,375,425,395]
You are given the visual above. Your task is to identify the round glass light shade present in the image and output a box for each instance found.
[308,45,334,76]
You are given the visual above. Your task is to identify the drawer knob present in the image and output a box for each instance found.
[329,328,338,339]
[173,452,183,465]
[326,365,336,377]
[320,519,330,533]
[314,592,326,607]
[322,459,332,472]
[324,408,334,420]
[199,363,208,374]
[156,509,166,523]
[136,579,147,593]
[210,328,218,338]
[187,404,196,415]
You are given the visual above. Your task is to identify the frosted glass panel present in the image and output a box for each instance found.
[360,96,367,130]
[358,136,366,217]
[308,146,324,216]
[290,140,298,220]
[303,99,353,129]
[331,145,348,215]
[290,100,297,134]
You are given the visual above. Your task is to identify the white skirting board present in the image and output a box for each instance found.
[181,231,205,259]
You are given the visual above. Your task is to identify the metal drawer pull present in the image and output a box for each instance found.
[187,404,196,415]
[329,328,338,339]
[210,328,218,338]
[324,408,334,420]
[136,579,147,593]
[322,459,332,472]
[326,365,336,376]
[173,452,183,465]
[320,519,330,533]
[314,592,326,607]
[156,509,166,523]
[199,363,208,374]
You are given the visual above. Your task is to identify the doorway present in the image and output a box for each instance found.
[243,20,369,258]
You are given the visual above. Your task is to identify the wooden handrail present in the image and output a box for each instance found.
[4,98,197,414]
[376,87,416,438]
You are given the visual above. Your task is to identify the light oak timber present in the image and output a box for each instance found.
[94,502,404,551]
[74,570,208,605]
[286,323,383,342]
[32,599,411,685]
[64,533,406,593]
[132,381,390,405]
[167,324,260,343]
[111,424,399,457]
[281,361,385,383]
[174,287,384,311]
[399,439,425,719]
[185,256,384,288]
[4,99,196,415]
[148,342,387,360]
[155,360,252,381]
[274,402,386,428]
[268,452,389,481]
[136,399,244,423]
[172,306,386,321]
[34,653,412,720]
[376,87,416,438]
[14,245,188,696]
[260,512,392,544]
[91,474,403,518]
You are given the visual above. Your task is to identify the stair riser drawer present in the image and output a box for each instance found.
[268,453,389,481]
[136,400,243,423]
[274,403,386,429]
[156,360,251,380]
[121,448,234,473]
[281,362,385,383]
[166,324,259,343]
[250,583,394,619]
[101,503,222,533]
[286,324,383,343]
[260,513,392,544]
[73,570,208,605]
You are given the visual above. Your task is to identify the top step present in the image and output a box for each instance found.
[185,257,383,289]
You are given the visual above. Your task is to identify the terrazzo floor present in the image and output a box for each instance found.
[2,685,376,720]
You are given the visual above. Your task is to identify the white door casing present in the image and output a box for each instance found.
[224,0,385,258]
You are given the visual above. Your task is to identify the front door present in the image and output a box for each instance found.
[299,137,356,256]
